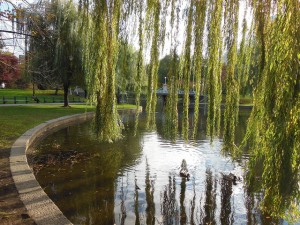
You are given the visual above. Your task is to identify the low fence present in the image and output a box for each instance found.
[1,96,85,104]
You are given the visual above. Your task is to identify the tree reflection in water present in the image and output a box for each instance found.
[119,175,128,225]
[189,180,196,225]
[202,169,217,225]
[161,176,179,225]
[134,177,141,225]
[145,159,156,225]
[180,176,187,225]
[220,173,233,225]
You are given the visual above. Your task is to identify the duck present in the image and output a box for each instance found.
[179,159,190,179]
[180,168,190,179]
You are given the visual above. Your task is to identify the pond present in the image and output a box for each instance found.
[29,109,296,225]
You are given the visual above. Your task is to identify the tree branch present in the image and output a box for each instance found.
[0,29,33,37]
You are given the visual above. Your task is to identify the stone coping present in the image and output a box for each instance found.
[10,112,94,225]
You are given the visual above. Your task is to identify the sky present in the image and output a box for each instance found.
[0,0,35,56]
[0,0,252,59]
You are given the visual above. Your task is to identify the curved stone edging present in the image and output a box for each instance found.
[10,112,94,225]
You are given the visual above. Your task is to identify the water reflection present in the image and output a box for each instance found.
[161,176,179,225]
[30,111,300,225]
[203,169,217,225]
[119,176,128,225]
[220,173,233,225]
[134,177,140,225]
[145,159,156,225]
[189,181,196,225]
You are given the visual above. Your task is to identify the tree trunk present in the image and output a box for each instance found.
[32,82,35,96]
[63,83,69,107]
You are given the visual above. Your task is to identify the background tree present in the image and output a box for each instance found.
[158,54,173,86]
[116,42,138,93]
[53,0,83,107]
[27,1,60,92]
[24,0,83,106]
[0,52,20,87]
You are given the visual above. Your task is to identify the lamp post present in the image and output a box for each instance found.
[164,76,167,85]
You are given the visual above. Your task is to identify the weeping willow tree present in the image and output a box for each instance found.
[145,0,161,129]
[206,0,223,139]
[192,0,207,138]
[81,0,123,142]
[243,0,300,220]
[223,0,239,152]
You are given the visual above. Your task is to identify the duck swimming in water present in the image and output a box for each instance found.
[179,159,190,179]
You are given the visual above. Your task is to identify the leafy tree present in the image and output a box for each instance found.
[53,0,83,107]
[116,42,138,93]
[0,52,20,87]
[158,54,173,86]
[27,2,60,92]
[24,0,83,106]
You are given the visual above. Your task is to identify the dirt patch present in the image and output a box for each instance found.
[28,150,89,175]
[0,148,36,225]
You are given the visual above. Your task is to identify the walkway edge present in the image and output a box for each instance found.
[10,112,94,225]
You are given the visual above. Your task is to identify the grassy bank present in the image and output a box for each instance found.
[0,104,136,150]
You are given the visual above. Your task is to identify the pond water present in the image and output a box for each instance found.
[30,109,295,225]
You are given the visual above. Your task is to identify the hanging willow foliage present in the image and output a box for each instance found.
[237,16,252,96]
[223,0,239,153]
[206,0,223,139]
[81,0,123,142]
[181,0,193,140]
[164,0,180,141]
[164,49,179,141]
[145,0,160,130]
[133,0,145,135]
[244,0,300,220]
[192,0,207,138]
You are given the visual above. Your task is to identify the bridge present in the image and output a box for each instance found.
[156,84,206,103]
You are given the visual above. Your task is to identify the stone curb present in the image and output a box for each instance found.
[10,112,94,225]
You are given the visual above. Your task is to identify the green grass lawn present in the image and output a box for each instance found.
[0,89,84,104]
[0,104,136,150]
[221,94,253,106]
[0,105,93,149]
[239,95,253,105]
[0,89,64,97]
